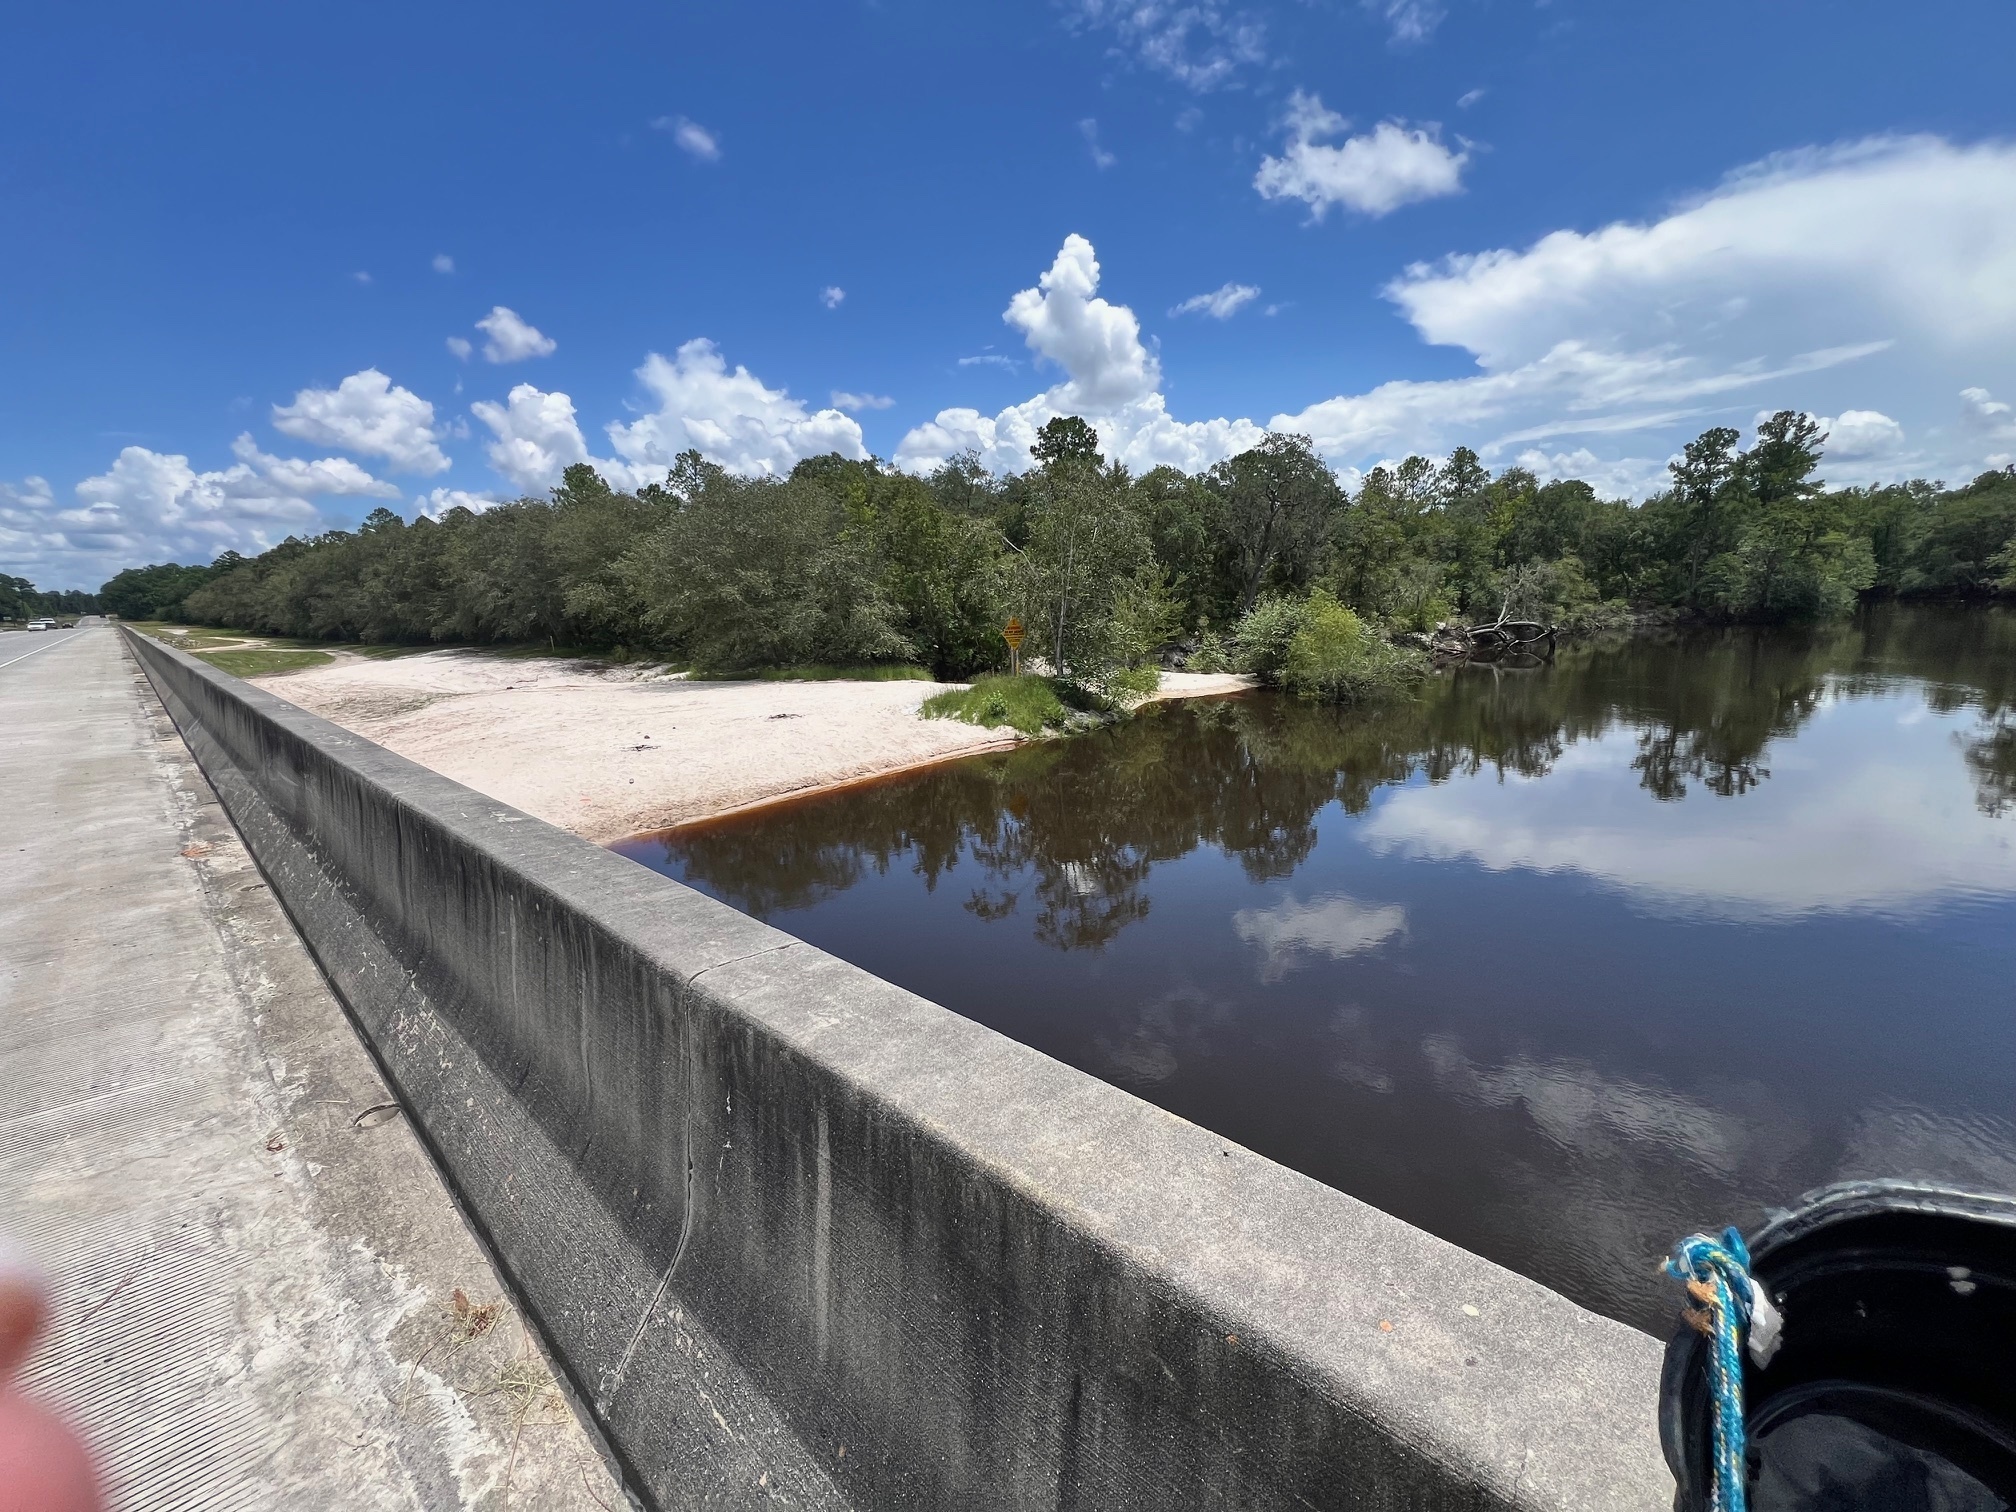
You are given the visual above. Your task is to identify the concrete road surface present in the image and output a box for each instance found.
[0,628,626,1510]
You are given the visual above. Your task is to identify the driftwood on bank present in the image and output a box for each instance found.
[1429,608,1558,661]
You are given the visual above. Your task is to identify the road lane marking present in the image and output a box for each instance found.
[0,630,86,671]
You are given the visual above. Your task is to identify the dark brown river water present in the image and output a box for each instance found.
[615,605,2016,1334]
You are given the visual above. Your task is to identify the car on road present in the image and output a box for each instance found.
[27,619,52,632]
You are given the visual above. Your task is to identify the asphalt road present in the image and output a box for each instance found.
[0,623,95,671]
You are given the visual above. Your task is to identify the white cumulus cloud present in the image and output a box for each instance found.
[820,286,845,309]
[607,340,866,479]
[1275,135,2016,489]
[1816,409,1906,461]
[271,369,451,475]
[226,433,398,499]
[1171,282,1261,319]
[1255,93,1467,219]
[476,306,557,364]
[471,385,600,493]
[473,340,867,493]
[1512,447,1672,503]
[896,234,1267,475]
[832,391,895,412]
[432,253,455,274]
[7,438,394,585]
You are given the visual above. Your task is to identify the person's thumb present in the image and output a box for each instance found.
[0,1249,48,1382]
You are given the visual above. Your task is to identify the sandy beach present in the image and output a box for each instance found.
[247,650,1253,843]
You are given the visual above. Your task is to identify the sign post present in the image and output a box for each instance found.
[1003,616,1025,677]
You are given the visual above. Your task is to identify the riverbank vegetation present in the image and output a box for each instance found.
[97,412,2016,705]
[922,675,1096,736]
[922,664,1165,735]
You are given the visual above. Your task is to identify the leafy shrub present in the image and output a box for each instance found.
[1104,574,1183,671]
[1230,595,1307,680]
[1186,629,1230,673]
[1236,590,1424,703]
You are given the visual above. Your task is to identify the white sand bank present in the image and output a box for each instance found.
[249,652,1255,843]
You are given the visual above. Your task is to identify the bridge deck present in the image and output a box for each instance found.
[0,627,623,1510]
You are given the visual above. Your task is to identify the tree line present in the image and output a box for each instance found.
[93,413,2016,681]
[1,575,99,621]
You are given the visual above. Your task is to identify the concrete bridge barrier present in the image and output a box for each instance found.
[125,629,1670,1510]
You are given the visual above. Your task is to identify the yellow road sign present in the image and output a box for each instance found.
[1003,617,1025,650]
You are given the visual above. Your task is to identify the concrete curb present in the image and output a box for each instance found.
[126,629,1671,1511]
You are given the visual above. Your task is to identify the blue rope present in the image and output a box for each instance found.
[1664,1227,1761,1512]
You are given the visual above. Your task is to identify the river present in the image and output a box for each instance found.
[616,604,2016,1333]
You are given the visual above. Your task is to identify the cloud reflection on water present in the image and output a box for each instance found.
[1232,892,1409,982]
[1362,692,2016,921]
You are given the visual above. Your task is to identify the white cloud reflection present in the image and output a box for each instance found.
[1361,690,2016,921]
[1232,892,1408,981]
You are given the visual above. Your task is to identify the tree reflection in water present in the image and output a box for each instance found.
[649,606,2016,951]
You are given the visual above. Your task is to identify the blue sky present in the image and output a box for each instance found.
[5,0,2015,588]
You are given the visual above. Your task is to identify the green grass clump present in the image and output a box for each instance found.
[755,663,934,683]
[921,674,1102,735]
[195,648,335,677]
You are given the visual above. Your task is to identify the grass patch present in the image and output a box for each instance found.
[195,648,335,678]
[134,623,338,653]
[921,674,1105,736]
[130,622,254,649]
[755,663,934,683]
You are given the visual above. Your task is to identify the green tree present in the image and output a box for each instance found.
[866,472,1008,678]
[1899,469,2016,595]
[619,471,909,673]
[99,560,226,621]
[1031,416,1102,469]
[1664,427,1743,606]
[1208,433,1342,613]
[547,464,670,647]
[1710,412,1875,620]
[1017,452,1155,679]
[1125,465,1227,627]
